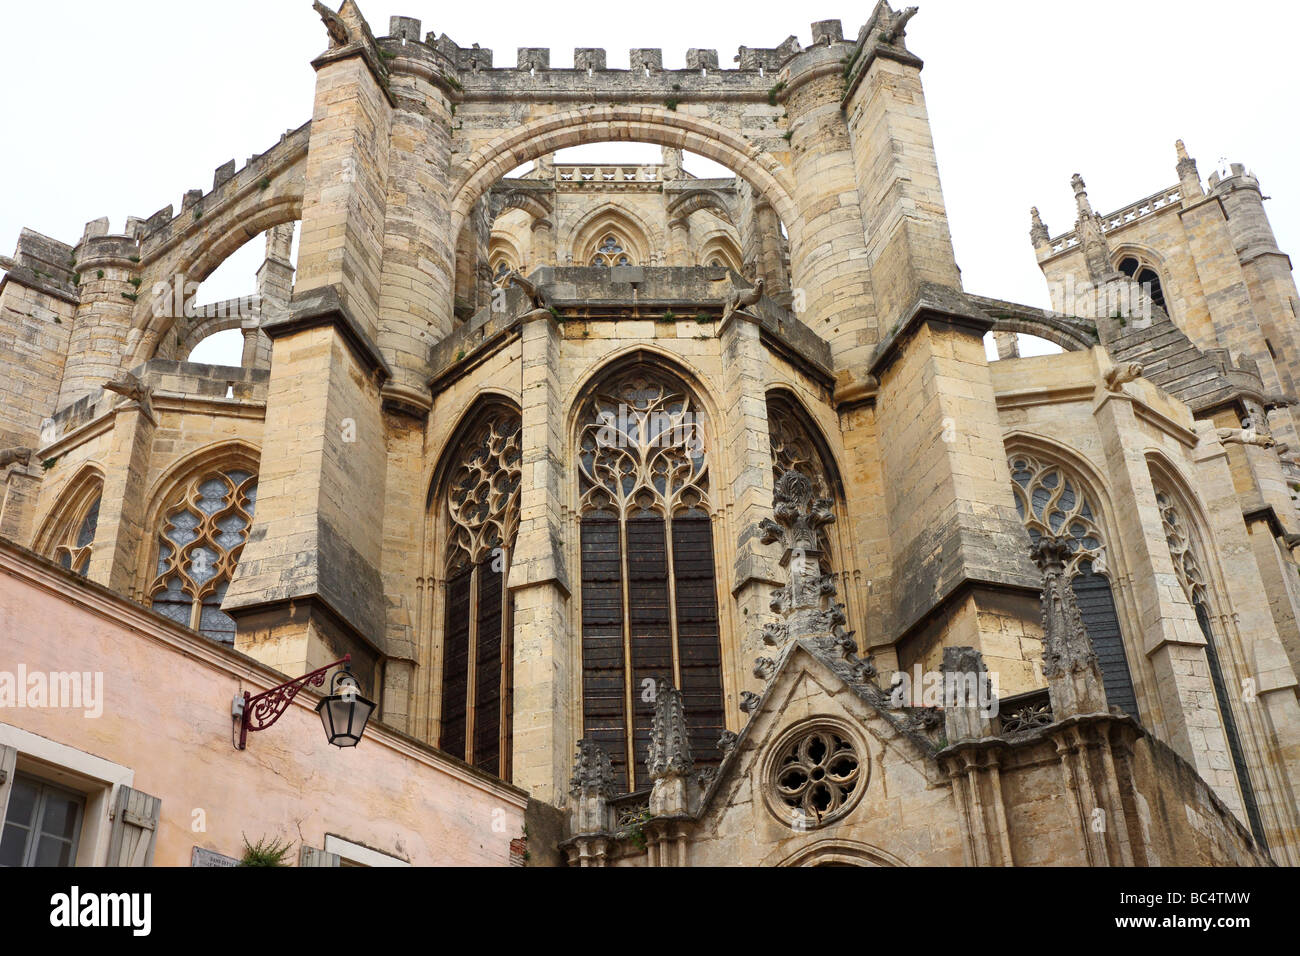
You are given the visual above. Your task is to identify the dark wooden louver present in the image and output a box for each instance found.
[1071,569,1138,718]
[474,558,504,776]
[439,566,472,758]
[626,512,674,789]
[671,510,725,772]
[580,512,629,791]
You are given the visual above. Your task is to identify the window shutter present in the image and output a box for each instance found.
[473,557,504,776]
[626,512,673,788]
[107,786,161,867]
[671,511,726,771]
[581,512,628,792]
[298,845,341,867]
[439,565,473,759]
[1071,571,1138,718]
[0,744,16,825]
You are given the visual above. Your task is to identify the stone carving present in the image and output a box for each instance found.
[739,690,762,714]
[103,371,156,422]
[1029,206,1050,246]
[1216,427,1277,449]
[569,739,616,799]
[753,657,776,680]
[313,0,352,48]
[646,683,693,779]
[0,447,33,470]
[760,471,836,632]
[721,276,764,324]
[717,730,738,755]
[879,5,919,45]
[1032,535,1108,717]
[760,620,788,646]
[1104,362,1144,392]
[505,269,553,314]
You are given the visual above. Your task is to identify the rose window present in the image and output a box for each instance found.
[772,729,861,827]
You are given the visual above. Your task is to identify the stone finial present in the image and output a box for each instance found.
[1070,173,1092,216]
[1029,206,1050,247]
[568,739,616,837]
[630,48,663,73]
[1032,536,1108,718]
[1175,139,1203,197]
[941,646,997,742]
[811,19,844,45]
[686,48,718,71]
[574,48,606,71]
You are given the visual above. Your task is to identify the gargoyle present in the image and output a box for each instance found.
[313,1,352,49]
[879,5,919,44]
[753,657,776,680]
[721,277,764,324]
[104,371,156,423]
[739,691,762,715]
[1216,427,1277,449]
[1104,362,1143,392]
[506,270,553,314]
[0,447,33,470]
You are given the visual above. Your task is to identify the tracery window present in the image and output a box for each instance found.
[771,727,862,829]
[46,484,101,578]
[492,260,511,282]
[148,468,257,644]
[767,394,837,567]
[1153,483,1267,848]
[577,365,725,792]
[1117,255,1167,313]
[438,409,522,779]
[1008,453,1138,717]
[590,234,632,267]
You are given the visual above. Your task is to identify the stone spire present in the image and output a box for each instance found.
[1031,536,1109,718]
[759,470,838,638]
[1175,139,1204,198]
[647,683,694,816]
[1070,174,1115,281]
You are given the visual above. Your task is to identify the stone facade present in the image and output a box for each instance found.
[2,0,1299,866]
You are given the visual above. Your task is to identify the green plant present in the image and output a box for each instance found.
[128,276,142,288]
[549,305,562,320]
[72,273,81,286]
[54,317,62,324]
[379,49,396,60]
[96,270,105,279]
[456,349,466,361]
[129,254,141,263]
[121,292,138,302]
[767,80,785,105]
[42,457,58,471]
[695,312,710,324]
[617,808,653,851]
[782,130,793,142]
[671,82,681,91]
[663,97,679,111]
[238,834,293,867]
[193,209,202,221]
[257,176,271,191]
[663,309,677,321]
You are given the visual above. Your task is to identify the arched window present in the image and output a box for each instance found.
[42,475,103,578]
[437,408,522,778]
[1117,255,1167,313]
[590,234,632,267]
[148,467,257,644]
[577,364,725,792]
[492,259,511,282]
[1008,453,1138,717]
[767,393,840,570]
[1152,483,1267,848]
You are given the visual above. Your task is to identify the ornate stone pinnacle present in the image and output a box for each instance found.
[646,683,693,780]
[1031,536,1109,718]
[760,470,839,633]
[1030,206,1050,246]
[569,738,615,799]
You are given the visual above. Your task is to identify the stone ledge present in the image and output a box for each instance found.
[266,285,392,382]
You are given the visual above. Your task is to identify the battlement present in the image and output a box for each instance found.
[380,14,851,78]
[1209,162,1262,193]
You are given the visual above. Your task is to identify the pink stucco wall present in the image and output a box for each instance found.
[0,542,527,866]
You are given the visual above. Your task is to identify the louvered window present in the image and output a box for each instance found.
[577,366,725,793]
[1008,453,1138,718]
[438,410,521,779]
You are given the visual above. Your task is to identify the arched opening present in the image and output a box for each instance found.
[186,329,244,366]
[574,358,727,794]
[427,399,523,779]
[36,467,105,578]
[1117,254,1167,313]
[984,332,1066,362]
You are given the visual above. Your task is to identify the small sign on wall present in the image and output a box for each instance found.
[190,847,239,867]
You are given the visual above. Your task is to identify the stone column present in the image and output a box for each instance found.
[509,309,574,803]
[666,216,691,267]
[86,403,155,596]
[531,217,555,269]
[58,231,139,408]
[780,42,877,376]
[753,200,787,292]
[245,224,293,370]
[223,13,394,694]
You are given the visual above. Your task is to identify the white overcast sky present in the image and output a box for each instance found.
[2,0,1296,363]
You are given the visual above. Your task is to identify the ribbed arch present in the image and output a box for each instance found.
[35,465,105,578]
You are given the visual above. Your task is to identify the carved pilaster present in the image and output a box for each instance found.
[1032,536,1109,718]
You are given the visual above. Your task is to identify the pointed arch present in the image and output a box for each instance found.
[137,440,260,643]
[34,464,105,577]
[566,204,658,267]
[423,395,523,779]
[570,353,727,793]
[697,232,744,273]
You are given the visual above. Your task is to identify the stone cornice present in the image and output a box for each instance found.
[265,285,392,383]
